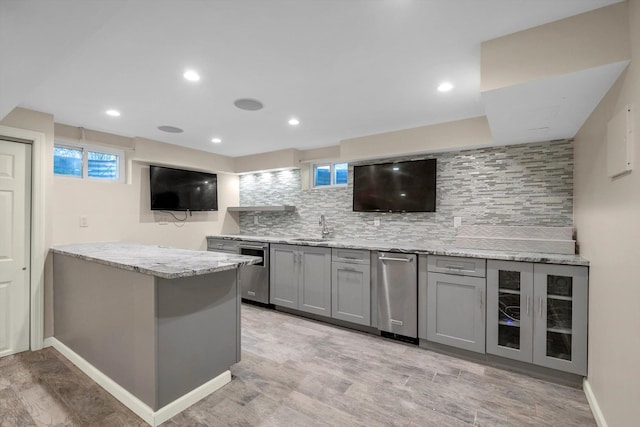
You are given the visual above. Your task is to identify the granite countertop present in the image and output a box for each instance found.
[50,242,262,279]
[206,234,589,266]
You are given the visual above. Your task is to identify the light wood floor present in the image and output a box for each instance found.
[0,304,595,426]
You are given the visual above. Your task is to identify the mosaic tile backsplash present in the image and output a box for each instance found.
[238,140,573,246]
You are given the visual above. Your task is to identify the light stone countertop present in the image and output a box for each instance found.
[50,242,262,279]
[207,234,589,266]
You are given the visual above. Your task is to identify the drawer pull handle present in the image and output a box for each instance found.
[444,263,465,269]
[247,291,256,296]
[390,319,403,326]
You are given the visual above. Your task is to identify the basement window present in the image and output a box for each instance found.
[312,162,348,188]
[54,143,125,183]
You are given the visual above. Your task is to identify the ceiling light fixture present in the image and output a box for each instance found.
[211,138,222,144]
[437,82,454,92]
[288,118,300,126]
[183,70,200,82]
[105,109,121,117]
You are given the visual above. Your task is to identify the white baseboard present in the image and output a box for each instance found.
[43,337,54,348]
[584,378,608,427]
[48,337,231,426]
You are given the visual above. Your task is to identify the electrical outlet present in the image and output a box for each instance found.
[373,218,381,227]
[79,216,88,227]
[454,216,462,228]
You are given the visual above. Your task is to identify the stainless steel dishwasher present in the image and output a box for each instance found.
[377,252,418,339]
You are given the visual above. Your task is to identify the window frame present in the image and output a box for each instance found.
[311,161,348,188]
[54,141,125,183]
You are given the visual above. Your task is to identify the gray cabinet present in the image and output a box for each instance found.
[487,261,588,375]
[331,249,371,326]
[426,256,486,353]
[270,244,332,317]
[206,238,239,253]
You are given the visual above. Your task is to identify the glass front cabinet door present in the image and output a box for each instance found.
[533,264,588,375]
[487,261,588,375]
[487,261,534,363]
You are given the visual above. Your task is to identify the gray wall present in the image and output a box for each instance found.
[239,140,573,246]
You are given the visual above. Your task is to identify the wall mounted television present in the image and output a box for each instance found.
[353,158,436,212]
[149,165,218,211]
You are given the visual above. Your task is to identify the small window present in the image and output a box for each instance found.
[313,162,348,188]
[54,146,83,177]
[54,142,124,182]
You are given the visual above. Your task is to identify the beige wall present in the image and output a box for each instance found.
[234,148,301,173]
[481,1,630,92]
[573,1,640,425]
[52,132,241,250]
[339,116,493,162]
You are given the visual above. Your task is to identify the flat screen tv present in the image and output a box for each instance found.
[149,165,218,211]
[353,158,436,212]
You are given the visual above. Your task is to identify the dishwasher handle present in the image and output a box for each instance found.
[378,256,412,263]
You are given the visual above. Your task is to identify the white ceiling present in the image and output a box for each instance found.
[0,0,622,157]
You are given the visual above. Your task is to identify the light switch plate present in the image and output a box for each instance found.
[373,218,381,227]
[79,216,88,227]
[454,217,462,228]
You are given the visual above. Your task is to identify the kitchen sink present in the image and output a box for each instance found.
[291,238,330,242]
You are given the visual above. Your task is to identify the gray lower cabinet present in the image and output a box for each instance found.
[331,261,371,326]
[270,244,332,317]
[426,256,486,353]
[487,261,588,375]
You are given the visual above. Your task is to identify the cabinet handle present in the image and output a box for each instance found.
[526,294,530,316]
[342,266,357,272]
[479,289,484,322]
[539,296,543,318]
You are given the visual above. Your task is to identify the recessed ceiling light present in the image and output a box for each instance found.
[183,70,200,82]
[157,125,183,133]
[106,109,121,117]
[392,167,400,171]
[437,82,454,92]
[211,138,222,143]
[234,98,264,111]
[288,118,300,126]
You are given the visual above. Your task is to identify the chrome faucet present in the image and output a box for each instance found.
[319,214,331,238]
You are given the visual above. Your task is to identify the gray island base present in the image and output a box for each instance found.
[50,242,261,426]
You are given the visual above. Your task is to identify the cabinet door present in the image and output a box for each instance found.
[427,272,486,353]
[269,244,298,309]
[332,262,371,326]
[486,261,534,363]
[533,264,588,375]
[298,246,332,317]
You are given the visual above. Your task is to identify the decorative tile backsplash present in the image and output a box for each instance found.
[238,140,573,246]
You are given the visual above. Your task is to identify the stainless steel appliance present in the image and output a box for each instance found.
[377,252,418,338]
[237,242,270,304]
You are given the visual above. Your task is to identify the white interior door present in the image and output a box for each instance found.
[0,139,31,357]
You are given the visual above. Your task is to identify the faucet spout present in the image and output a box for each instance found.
[319,214,331,238]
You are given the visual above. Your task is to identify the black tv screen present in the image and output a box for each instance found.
[353,159,436,212]
[149,165,218,211]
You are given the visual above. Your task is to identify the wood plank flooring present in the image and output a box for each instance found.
[0,304,595,426]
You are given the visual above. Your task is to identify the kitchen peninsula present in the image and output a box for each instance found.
[49,242,261,427]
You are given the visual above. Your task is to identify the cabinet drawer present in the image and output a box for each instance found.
[207,238,239,253]
[332,248,370,265]
[427,256,486,277]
